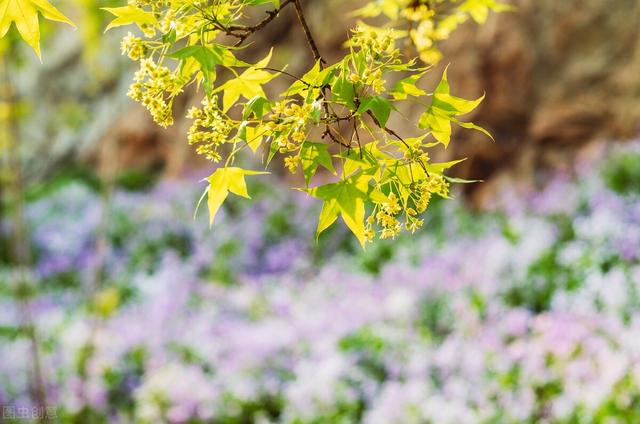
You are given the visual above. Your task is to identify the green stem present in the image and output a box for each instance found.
[1,47,50,423]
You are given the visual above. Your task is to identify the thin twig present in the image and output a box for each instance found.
[199,0,295,46]
[353,118,363,159]
[292,0,325,65]
[257,67,316,86]
[233,0,295,46]
[322,126,350,148]
[364,110,429,175]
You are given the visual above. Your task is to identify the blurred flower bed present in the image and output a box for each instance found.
[1,144,640,423]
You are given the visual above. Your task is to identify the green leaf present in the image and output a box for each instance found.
[445,176,482,184]
[243,95,271,120]
[390,72,427,100]
[103,5,156,31]
[246,0,281,7]
[285,61,337,100]
[337,144,383,178]
[285,60,321,97]
[162,28,176,44]
[205,167,269,226]
[426,158,467,174]
[332,75,356,109]
[169,44,246,71]
[357,96,393,127]
[169,44,247,93]
[454,119,494,141]
[0,0,75,59]
[307,173,371,247]
[418,66,485,147]
[300,142,336,186]
[238,123,264,153]
[212,49,279,112]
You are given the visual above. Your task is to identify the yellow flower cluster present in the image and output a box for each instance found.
[348,26,402,96]
[409,173,449,214]
[127,59,178,127]
[186,97,234,163]
[266,101,322,174]
[349,67,386,94]
[373,193,404,240]
[413,183,432,213]
[403,143,430,164]
[284,156,301,174]
[267,102,314,154]
[351,26,396,59]
[404,207,424,234]
[364,171,451,242]
[120,32,147,61]
[424,173,450,198]
[404,5,442,65]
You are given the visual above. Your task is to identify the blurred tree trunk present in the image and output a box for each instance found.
[1,49,50,421]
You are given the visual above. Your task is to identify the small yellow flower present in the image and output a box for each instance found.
[284,156,300,174]
[292,131,306,143]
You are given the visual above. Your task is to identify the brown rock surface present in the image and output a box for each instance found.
[430,0,640,199]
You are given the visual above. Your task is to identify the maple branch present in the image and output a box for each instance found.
[322,125,351,148]
[288,1,350,150]
[201,0,295,47]
[257,67,314,86]
[292,0,325,65]
[234,0,296,46]
[365,110,410,149]
[353,118,363,159]
[364,110,429,175]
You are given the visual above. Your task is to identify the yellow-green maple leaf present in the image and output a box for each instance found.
[0,0,75,59]
[213,49,279,113]
[103,5,157,32]
[204,167,268,226]
[418,66,490,147]
[307,173,371,248]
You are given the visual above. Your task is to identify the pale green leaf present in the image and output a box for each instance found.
[300,142,336,186]
[205,167,269,226]
[103,5,157,31]
[418,66,486,147]
[0,0,75,59]
[307,174,371,247]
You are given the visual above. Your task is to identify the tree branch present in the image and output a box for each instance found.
[202,0,295,47]
[292,0,325,65]
[233,0,295,46]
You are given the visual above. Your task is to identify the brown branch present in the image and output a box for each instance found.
[288,1,356,152]
[365,110,429,175]
[322,125,350,148]
[292,0,325,65]
[257,67,327,89]
[365,110,410,149]
[223,0,374,156]
[233,0,295,46]
[353,118,363,158]
[201,0,295,46]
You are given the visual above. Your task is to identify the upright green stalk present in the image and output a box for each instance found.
[0,47,50,422]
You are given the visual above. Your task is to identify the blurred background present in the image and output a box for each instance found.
[1,0,640,422]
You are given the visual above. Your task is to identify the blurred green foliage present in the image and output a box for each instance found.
[602,151,640,196]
